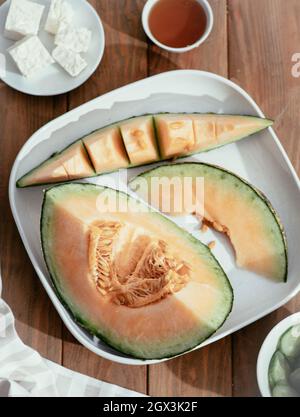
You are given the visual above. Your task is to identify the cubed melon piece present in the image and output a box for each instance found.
[191,114,217,151]
[119,116,159,165]
[17,140,94,187]
[62,141,95,180]
[83,125,129,174]
[155,114,195,158]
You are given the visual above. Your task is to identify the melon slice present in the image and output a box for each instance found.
[155,114,195,158]
[119,116,160,165]
[191,114,273,152]
[41,183,233,359]
[83,125,129,174]
[154,114,273,157]
[17,113,273,188]
[17,141,95,188]
[130,163,287,282]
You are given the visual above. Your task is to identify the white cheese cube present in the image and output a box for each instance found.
[55,22,92,53]
[52,46,87,77]
[8,36,54,78]
[45,0,73,35]
[5,0,45,41]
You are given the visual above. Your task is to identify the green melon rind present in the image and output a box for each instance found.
[118,115,161,165]
[82,122,131,171]
[17,113,272,188]
[41,183,234,360]
[17,118,160,189]
[129,162,288,283]
[153,113,273,158]
[16,139,96,188]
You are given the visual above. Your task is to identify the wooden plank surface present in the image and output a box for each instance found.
[228,0,300,397]
[0,0,67,364]
[148,0,228,76]
[0,0,299,397]
[148,0,233,397]
[0,87,66,362]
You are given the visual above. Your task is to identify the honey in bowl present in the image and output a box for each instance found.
[148,0,208,49]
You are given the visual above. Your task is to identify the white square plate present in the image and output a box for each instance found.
[9,70,300,365]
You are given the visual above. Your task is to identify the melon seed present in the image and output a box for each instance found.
[201,223,209,233]
[131,129,144,138]
[170,122,184,129]
[208,241,216,250]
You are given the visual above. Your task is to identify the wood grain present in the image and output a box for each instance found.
[1,0,300,398]
[148,0,228,76]
[149,337,232,397]
[68,0,149,106]
[0,84,67,361]
[148,0,232,398]
[228,0,300,397]
[61,0,148,394]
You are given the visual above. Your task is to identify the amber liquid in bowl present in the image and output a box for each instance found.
[148,0,207,48]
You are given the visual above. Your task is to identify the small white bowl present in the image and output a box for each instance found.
[142,0,214,53]
[257,312,300,397]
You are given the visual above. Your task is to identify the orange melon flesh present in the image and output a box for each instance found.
[191,114,273,152]
[17,141,94,187]
[41,184,233,359]
[154,114,273,157]
[119,116,160,165]
[155,114,195,158]
[191,114,217,151]
[83,125,129,174]
[130,163,287,282]
[17,114,273,188]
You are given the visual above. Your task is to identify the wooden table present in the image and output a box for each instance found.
[1,0,300,397]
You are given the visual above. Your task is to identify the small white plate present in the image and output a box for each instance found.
[0,0,105,96]
[257,312,300,397]
[9,70,300,365]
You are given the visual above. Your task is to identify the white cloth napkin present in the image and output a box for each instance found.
[0,279,144,397]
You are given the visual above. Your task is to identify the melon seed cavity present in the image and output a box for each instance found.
[89,221,190,308]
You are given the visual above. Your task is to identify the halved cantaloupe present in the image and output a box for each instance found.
[17,141,95,188]
[83,125,129,174]
[119,116,160,165]
[129,163,288,282]
[17,113,272,188]
[41,183,233,359]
